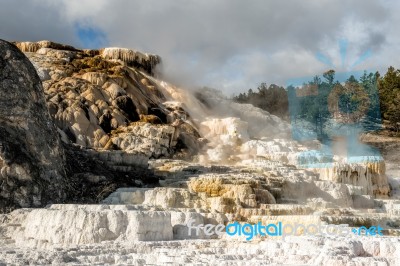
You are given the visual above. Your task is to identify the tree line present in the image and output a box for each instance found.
[232,67,400,135]
[234,83,289,120]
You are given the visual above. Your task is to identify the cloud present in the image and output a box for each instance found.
[0,0,77,44]
[0,0,396,94]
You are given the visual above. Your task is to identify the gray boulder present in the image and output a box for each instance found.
[0,40,66,211]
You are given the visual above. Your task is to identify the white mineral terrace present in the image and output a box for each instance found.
[1,43,399,266]
[1,154,400,265]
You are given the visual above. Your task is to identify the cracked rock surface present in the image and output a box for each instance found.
[0,40,66,211]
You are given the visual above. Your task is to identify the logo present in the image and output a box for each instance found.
[186,219,384,241]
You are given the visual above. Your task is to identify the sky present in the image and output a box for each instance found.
[1,0,399,95]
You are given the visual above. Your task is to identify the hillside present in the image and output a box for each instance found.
[0,40,400,265]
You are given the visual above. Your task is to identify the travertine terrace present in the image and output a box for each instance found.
[0,40,399,265]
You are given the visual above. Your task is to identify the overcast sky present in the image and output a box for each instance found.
[1,0,399,94]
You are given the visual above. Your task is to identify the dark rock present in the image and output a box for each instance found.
[0,40,67,211]
[63,144,159,204]
[174,122,203,157]
[99,110,113,133]
[113,95,140,122]
[148,106,168,123]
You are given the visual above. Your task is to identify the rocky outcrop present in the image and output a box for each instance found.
[317,159,390,197]
[17,41,202,160]
[0,40,66,211]
[107,122,176,158]
[105,121,201,159]
[0,40,162,211]
[101,47,161,75]
[14,41,160,75]
[40,61,168,149]
[62,145,159,204]
[13,40,79,53]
